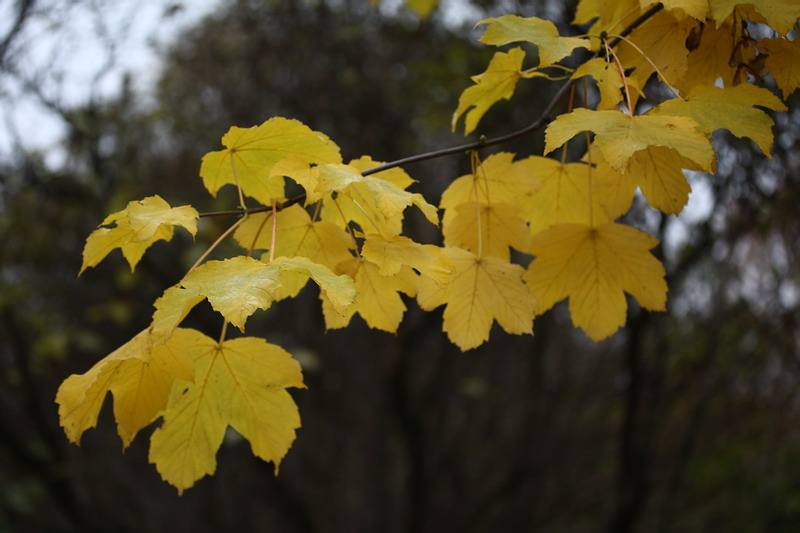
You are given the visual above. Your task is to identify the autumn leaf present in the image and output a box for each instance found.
[151,256,355,336]
[616,10,696,88]
[322,258,417,333]
[149,334,305,494]
[710,0,800,36]
[56,328,203,448]
[477,15,590,67]
[444,202,531,259]
[544,108,715,173]
[452,48,527,135]
[521,156,626,234]
[417,247,535,351]
[81,195,198,273]
[234,204,354,298]
[439,152,541,227]
[572,58,644,111]
[199,117,342,204]
[627,147,699,214]
[360,234,452,285]
[525,222,667,341]
[677,21,752,91]
[655,84,787,155]
[318,162,438,236]
[757,38,800,98]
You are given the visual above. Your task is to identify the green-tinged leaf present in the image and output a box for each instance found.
[544,108,714,173]
[655,84,786,155]
[271,256,356,314]
[199,117,342,204]
[149,334,304,494]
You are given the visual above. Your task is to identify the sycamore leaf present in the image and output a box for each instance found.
[270,256,357,314]
[81,195,198,273]
[573,0,640,38]
[758,38,800,98]
[199,117,342,204]
[641,0,708,20]
[149,334,304,494]
[655,84,787,155]
[477,15,590,67]
[525,222,667,341]
[417,247,535,351]
[616,10,696,88]
[151,287,206,345]
[180,257,283,331]
[626,146,699,215]
[452,48,526,135]
[322,258,416,333]
[571,58,644,110]
[318,162,438,236]
[268,158,323,204]
[544,108,715,173]
[360,234,453,285]
[56,328,202,448]
[710,0,800,35]
[522,156,622,234]
[677,21,751,91]
[444,202,531,259]
[235,204,353,265]
[439,152,542,227]
[152,256,356,336]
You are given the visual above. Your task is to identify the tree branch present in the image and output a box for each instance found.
[198,3,664,218]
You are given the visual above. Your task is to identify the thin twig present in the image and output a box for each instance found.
[197,3,664,218]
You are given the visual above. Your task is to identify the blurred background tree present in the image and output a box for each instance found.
[1,0,799,531]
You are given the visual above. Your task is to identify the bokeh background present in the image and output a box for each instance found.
[2,1,800,531]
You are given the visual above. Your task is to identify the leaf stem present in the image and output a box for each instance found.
[269,201,277,263]
[187,216,246,273]
[604,41,634,116]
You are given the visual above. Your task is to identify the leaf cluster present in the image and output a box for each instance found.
[58,0,798,493]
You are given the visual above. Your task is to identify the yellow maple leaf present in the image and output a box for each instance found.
[655,84,787,155]
[56,328,202,448]
[439,152,541,227]
[710,0,800,36]
[148,334,305,494]
[627,146,700,214]
[152,256,356,336]
[758,38,800,99]
[522,156,627,234]
[676,21,753,91]
[574,0,640,43]
[477,15,591,67]
[199,117,342,205]
[525,222,667,341]
[81,195,198,273]
[616,10,696,89]
[318,162,437,237]
[234,204,355,298]
[417,247,535,351]
[571,58,644,111]
[452,48,527,135]
[544,108,715,173]
[322,258,417,333]
[360,234,452,285]
[444,202,531,259]
[641,0,708,20]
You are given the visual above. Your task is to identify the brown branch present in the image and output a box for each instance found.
[197,3,664,218]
